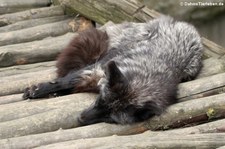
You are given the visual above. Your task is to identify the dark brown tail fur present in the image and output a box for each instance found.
[56,28,109,77]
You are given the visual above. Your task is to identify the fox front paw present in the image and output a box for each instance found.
[23,83,48,99]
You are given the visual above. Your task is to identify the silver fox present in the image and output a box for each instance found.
[23,16,203,125]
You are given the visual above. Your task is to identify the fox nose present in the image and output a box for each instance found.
[77,111,95,126]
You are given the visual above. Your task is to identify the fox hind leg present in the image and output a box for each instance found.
[181,54,202,82]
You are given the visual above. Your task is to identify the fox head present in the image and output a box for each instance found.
[78,61,161,125]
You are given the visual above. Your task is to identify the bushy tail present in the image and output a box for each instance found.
[56,28,109,77]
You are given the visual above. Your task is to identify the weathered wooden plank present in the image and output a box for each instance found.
[178,72,225,99]
[1,119,224,149]
[0,6,64,26]
[0,69,56,96]
[197,57,225,79]
[0,16,70,33]
[0,61,55,77]
[0,33,75,68]
[34,132,225,149]
[0,94,25,105]
[0,19,77,46]
[0,0,52,15]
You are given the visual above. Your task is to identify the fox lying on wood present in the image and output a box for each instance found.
[23,16,203,125]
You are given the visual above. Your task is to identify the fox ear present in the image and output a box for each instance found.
[106,61,128,89]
